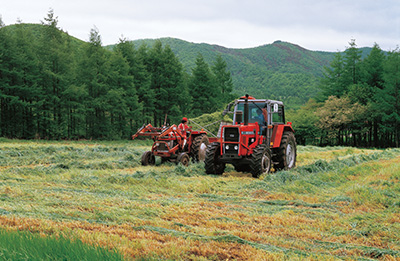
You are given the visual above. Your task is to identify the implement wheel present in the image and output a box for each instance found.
[141,151,155,166]
[177,152,190,166]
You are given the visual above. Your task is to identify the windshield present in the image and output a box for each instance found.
[235,102,265,125]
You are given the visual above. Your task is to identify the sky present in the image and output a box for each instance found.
[1,0,399,52]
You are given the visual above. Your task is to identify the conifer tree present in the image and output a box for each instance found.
[135,43,155,125]
[358,43,385,146]
[189,53,217,116]
[78,27,111,138]
[343,39,362,86]
[107,48,140,138]
[146,40,165,125]
[380,49,400,147]
[38,9,74,138]
[320,52,345,99]
[159,45,186,124]
[0,21,39,138]
[212,54,234,105]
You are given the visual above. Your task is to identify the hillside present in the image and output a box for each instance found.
[3,23,372,109]
[1,23,87,51]
[110,38,340,108]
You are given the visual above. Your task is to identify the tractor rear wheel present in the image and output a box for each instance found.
[141,151,155,166]
[250,144,271,178]
[274,131,297,171]
[177,152,190,166]
[205,142,225,175]
[191,134,210,162]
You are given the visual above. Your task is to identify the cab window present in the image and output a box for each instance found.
[272,104,284,123]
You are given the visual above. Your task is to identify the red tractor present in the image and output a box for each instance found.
[205,95,296,178]
[132,124,214,166]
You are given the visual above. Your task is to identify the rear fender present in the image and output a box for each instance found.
[271,124,294,148]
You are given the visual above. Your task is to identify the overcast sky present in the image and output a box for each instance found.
[1,0,399,51]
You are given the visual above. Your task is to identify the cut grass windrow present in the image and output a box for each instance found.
[0,140,399,260]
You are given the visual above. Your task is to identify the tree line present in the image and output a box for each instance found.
[0,11,234,139]
[290,40,399,148]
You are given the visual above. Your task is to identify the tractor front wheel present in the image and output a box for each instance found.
[191,134,210,162]
[250,144,271,178]
[205,142,225,175]
[177,152,190,166]
[141,151,155,166]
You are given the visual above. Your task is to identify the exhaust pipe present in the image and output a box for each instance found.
[244,94,249,125]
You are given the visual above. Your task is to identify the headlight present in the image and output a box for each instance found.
[225,145,230,150]
[234,145,238,150]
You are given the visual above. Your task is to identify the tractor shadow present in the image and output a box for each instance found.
[223,171,252,178]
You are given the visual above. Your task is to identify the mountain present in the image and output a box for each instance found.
[3,24,372,109]
[110,38,339,108]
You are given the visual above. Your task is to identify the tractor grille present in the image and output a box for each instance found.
[156,142,168,152]
[224,127,239,142]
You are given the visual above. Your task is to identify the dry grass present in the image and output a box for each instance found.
[0,139,399,260]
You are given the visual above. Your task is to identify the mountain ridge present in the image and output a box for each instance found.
[121,38,373,108]
[2,23,374,108]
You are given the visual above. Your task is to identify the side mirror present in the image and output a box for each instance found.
[222,102,234,116]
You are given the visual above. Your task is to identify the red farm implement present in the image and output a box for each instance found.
[132,123,216,166]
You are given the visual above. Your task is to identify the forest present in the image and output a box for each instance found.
[289,40,400,148]
[0,11,234,140]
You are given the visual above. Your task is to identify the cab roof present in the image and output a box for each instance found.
[237,97,284,106]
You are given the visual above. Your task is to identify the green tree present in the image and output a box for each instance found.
[211,54,234,105]
[146,40,164,125]
[114,39,150,127]
[378,49,400,147]
[362,43,385,90]
[78,27,111,138]
[358,44,385,146]
[343,39,362,86]
[159,45,187,124]
[38,9,74,138]
[143,41,187,125]
[320,52,345,99]
[189,53,217,116]
[107,48,140,138]
[63,84,87,139]
[286,99,321,145]
[135,43,155,125]
[0,21,39,138]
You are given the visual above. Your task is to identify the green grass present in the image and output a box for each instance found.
[0,228,123,260]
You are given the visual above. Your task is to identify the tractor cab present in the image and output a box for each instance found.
[233,96,285,133]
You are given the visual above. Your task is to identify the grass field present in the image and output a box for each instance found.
[0,139,399,260]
